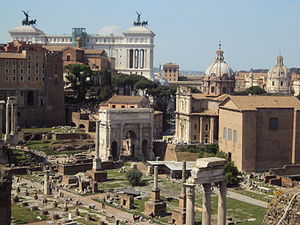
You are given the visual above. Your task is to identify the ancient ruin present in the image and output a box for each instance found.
[186,157,227,225]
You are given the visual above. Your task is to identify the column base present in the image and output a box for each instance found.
[171,209,186,225]
[144,200,166,217]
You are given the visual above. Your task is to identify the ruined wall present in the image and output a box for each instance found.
[0,169,12,225]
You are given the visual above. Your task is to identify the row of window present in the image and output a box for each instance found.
[5,68,45,75]
[271,81,290,87]
[5,76,45,82]
[223,128,238,142]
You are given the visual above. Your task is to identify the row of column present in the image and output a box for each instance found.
[0,98,17,141]
[185,180,226,225]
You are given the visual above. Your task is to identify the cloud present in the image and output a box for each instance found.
[99,25,121,35]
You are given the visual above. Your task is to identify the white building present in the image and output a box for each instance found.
[9,15,155,79]
[265,55,291,94]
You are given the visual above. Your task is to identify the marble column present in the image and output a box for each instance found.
[209,117,215,143]
[199,117,203,143]
[217,180,227,225]
[202,183,212,225]
[185,183,195,225]
[44,173,50,195]
[152,166,160,201]
[10,103,16,136]
[5,102,10,140]
[0,101,5,139]
[93,120,101,171]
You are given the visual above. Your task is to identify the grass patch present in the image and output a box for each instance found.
[11,203,48,224]
[232,189,270,202]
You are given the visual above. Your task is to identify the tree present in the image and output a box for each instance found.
[245,86,266,95]
[65,64,93,102]
[224,161,240,187]
[126,169,143,186]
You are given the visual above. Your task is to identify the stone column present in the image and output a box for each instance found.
[179,161,187,209]
[217,180,227,225]
[152,166,160,201]
[187,119,192,144]
[10,103,16,136]
[202,183,212,225]
[199,117,203,143]
[44,173,50,195]
[0,101,5,139]
[209,117,215,143]
[93,120,101,171]
[107,123,111,160]
[185,183,195,225]
[5,102,10,140]
[119,123,124,154]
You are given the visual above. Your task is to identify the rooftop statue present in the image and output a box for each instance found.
[22,10,36,26]
[133,11,148,27]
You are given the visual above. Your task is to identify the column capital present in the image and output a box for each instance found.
[185,183,195,198]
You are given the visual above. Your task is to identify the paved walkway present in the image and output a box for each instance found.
[226,190,268,208]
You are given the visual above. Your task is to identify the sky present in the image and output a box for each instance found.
[1,0,300,71]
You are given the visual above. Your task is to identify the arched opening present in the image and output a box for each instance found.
[66,55,71,61]
[70,122,76,127]
[122,130,137,158]
[142,139,148,160]
[78,124,85,129]
[27,91,34,106]
[111,141,118,160]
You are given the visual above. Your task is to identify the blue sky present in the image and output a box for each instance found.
[1,0,300,71]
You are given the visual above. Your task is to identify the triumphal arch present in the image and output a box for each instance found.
[97,108,155,161]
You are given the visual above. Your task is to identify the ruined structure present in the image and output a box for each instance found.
[0,169,12,225]
[144,166,166,216]
[4,96,18,144]
[171,162,187,225]
[98,108,155,161]
[186,157,227,225]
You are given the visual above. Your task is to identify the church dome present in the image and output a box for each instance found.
[9,25,44,35]
[268,55,290,78]
[205,44,233,78]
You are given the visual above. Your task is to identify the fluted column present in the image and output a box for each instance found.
[95,120,100,157]
[202,183,212,225]
[179,161,187,209]
[10,104,15,136]
[185,184,195,225]
[5,103,10,140]
[217,180,227,225]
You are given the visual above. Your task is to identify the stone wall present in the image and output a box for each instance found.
[0,169,12,225]
[262,192,300,225]
[52,132,90,140]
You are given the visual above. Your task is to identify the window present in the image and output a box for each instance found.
[223,127,227,139]
[129,49,133,68]
[194,135,197,140]
[121,105,125,108]
[204,135,209,143]
[12,68,16,74]
[112,105,116,108]
[35,77,39,82]
[223,87,227,93]
[66,55,71,61]
[272,81,274,86]
[228,128,232,141]
[5,61,9,66]
[12,60,16,66]
[233,130,237,142]
[20,69,23,74]
[205,123,209,132]
[269,118,279,130]
[130,106,134,108]
[20,61,24,66]
[281,81,283,86]
[5,68,9,74]
[211,86,215,93]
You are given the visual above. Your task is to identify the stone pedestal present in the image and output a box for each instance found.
[120,194,134,209]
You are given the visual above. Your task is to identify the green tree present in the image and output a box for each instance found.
[126,169,143,186]
[224,161,240,187]
[245,86,266,95]
[65,64,92,102]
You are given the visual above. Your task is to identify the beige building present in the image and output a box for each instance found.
[163,63,179,82]
[219,95,300,172]
[99,95,149,109]
[175,87,227,144]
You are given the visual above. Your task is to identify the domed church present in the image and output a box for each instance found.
[203,44,235,95]
[265,55,291,94]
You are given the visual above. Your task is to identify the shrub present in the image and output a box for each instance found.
[126,169,143,186]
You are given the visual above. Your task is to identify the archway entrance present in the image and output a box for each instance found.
[142,139,148,160]
[122,130,137,158]
[111,141,118,160]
